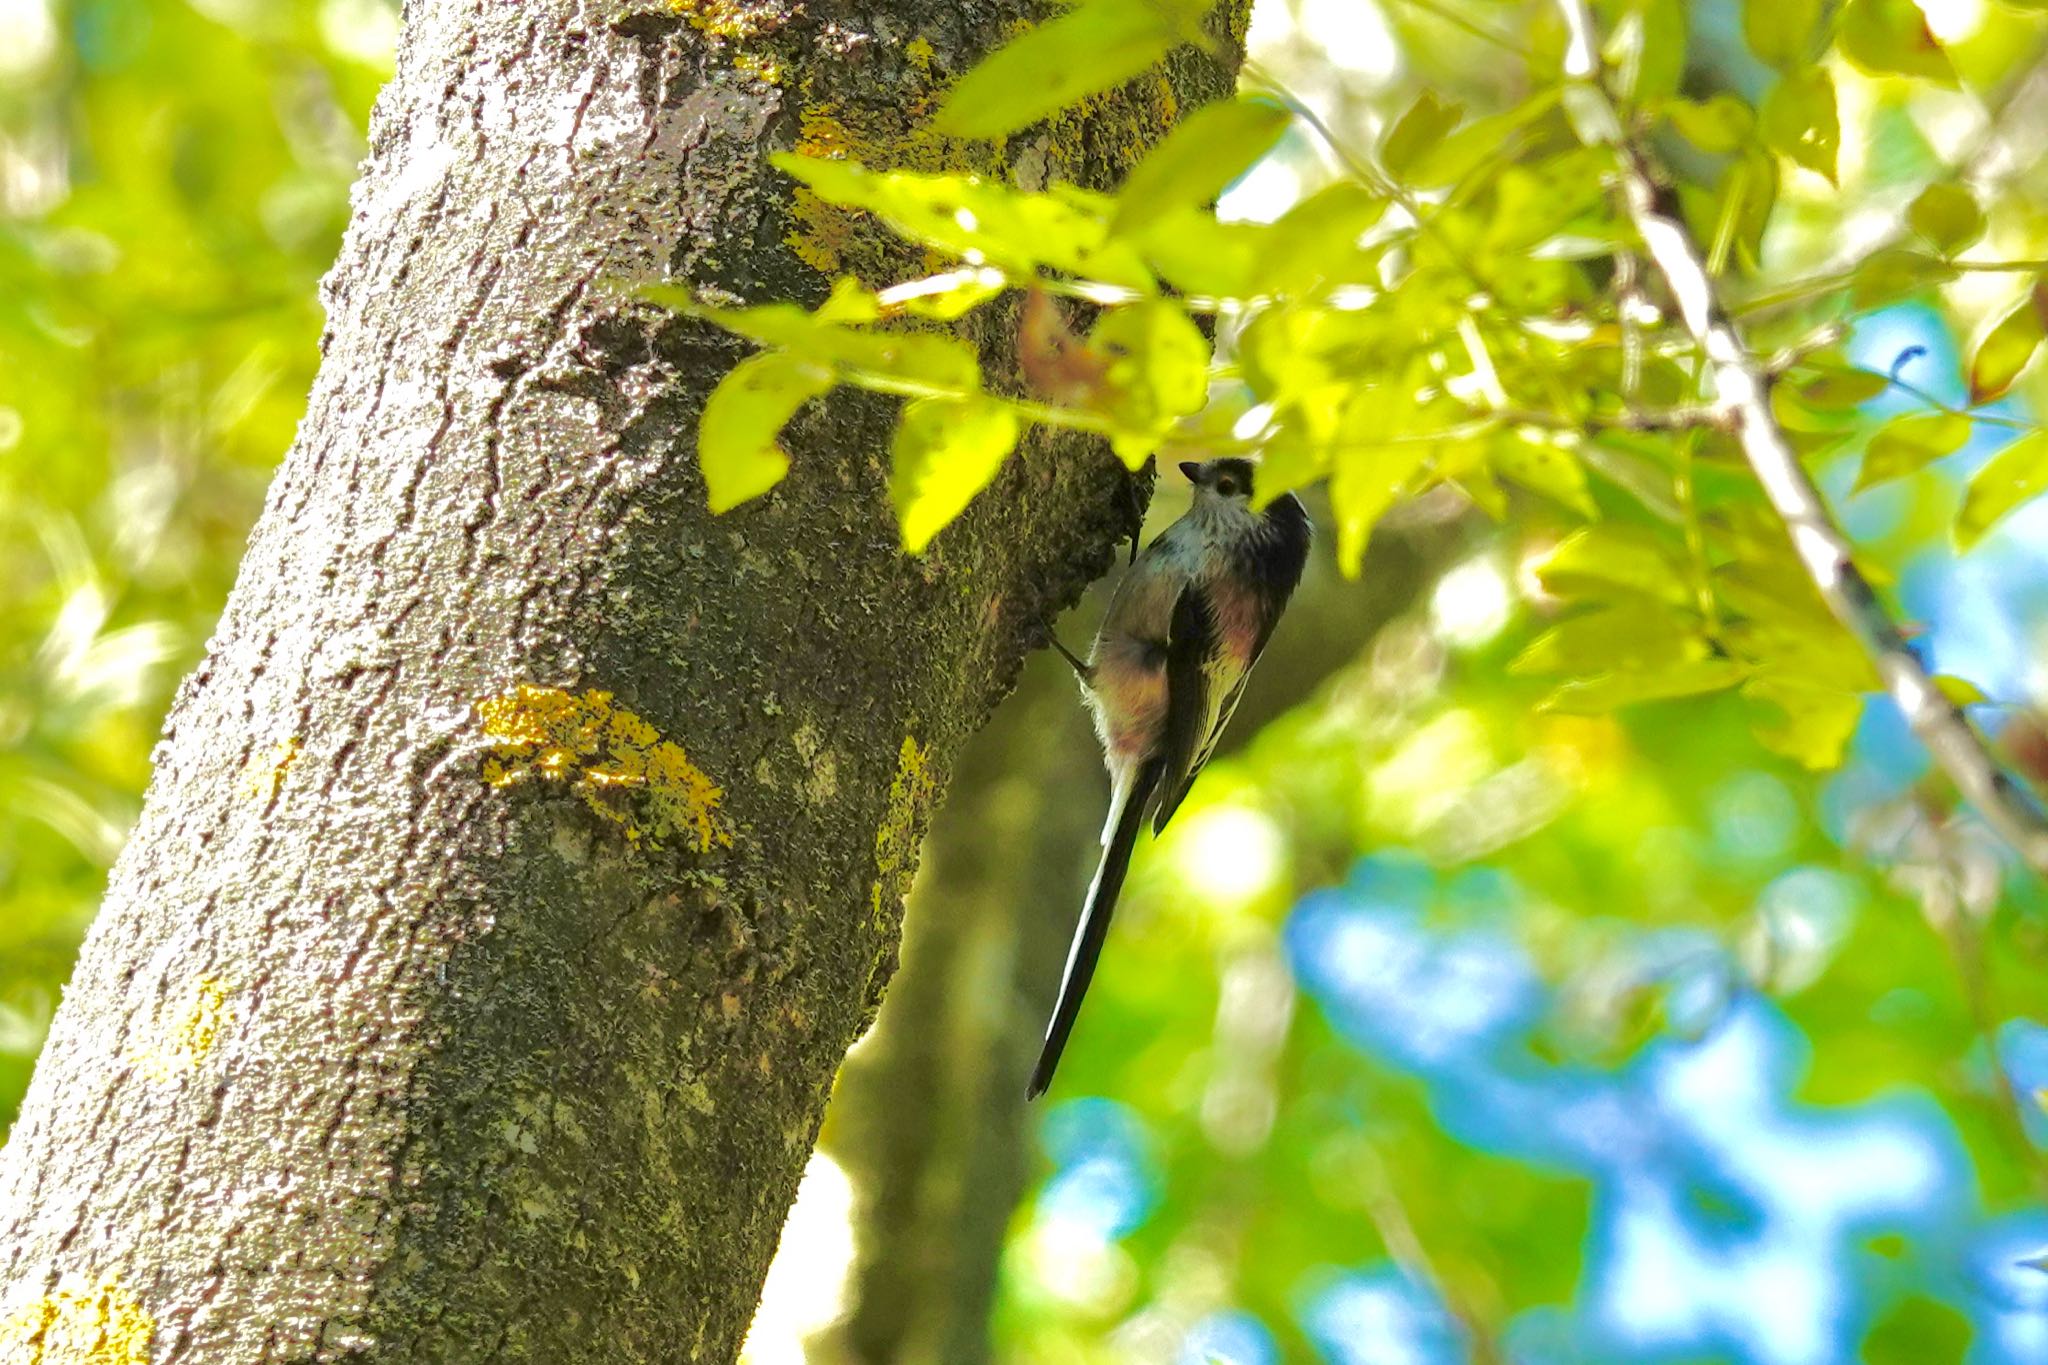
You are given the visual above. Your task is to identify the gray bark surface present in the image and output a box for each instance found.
[0,0,1246,1358]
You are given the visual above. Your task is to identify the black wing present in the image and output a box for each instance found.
[1154,587,1221,836]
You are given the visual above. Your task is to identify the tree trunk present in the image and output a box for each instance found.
[0,1,1247,1358]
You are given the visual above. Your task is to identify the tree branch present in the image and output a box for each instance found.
[1553,0,2048,876]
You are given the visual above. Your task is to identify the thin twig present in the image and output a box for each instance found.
[1553,0,2048,877]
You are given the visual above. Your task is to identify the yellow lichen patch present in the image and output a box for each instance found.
[132,978,230,1083]
[478,685,733,853]
[870,735,937,923]
[239,737,301,803]
[904,36,936,76]
[0,1275,153,1364]
[667,0,777,39]
[732,50,782,85]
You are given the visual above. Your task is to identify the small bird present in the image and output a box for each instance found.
[1030,456,1312,1100]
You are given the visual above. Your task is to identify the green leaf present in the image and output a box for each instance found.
[1855,410,1972,491]
[1380,91,1464,181]
[1089,299,1211,466]
[771,155,1154,290]
[890,397,1024,552]
[1849,249,1958,310]
[1511,602,1712,677]
[1492,431,1596,517]
[933,0,1202,139]
[1907,182,1986,255]
[1956,430,2048,550]
[1936,673,1988,705]
[1838,0,1958,86]
[1795,366,1889,409]
[1969,284,2048,402]
[1666,94,1756,155]
[1543,659,1747,713]
[1534,526,1694,606]
[1264,183,1391,292]
[1602,0,1686,102]
[1406,89,1562,189]
[1760,71,1839,182]
[1330,438,1430,576]
[697,352,834,512]
[1112,97,1291,237]
[1744,0,1824,67]
[652,293,984,393]
[1131,209,1273,297]
[1743,675,1864,769]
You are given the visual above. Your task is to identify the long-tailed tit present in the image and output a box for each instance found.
[1030,457,1311,1099]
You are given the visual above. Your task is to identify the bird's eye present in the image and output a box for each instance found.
[1216,477,1237,496]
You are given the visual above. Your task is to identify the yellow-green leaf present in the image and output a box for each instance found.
[1849,249,1958,310]
[1907,182,1985,255]
[1535,525,1694,606]
[1795,366,1889,409]
[890,397,1024,553]
[934,0,1205,139]
[1744,675,1864,769]
[770,156,1154,290]
[1744,0,1824,67]
[1956,430,2048,550]
[1113,97,1291,237]
[1969,284,2048,402]
[1090,299,1212,467]
[1380,91,1464,181]
[1330,428,1430,577]
[1838,0,1958,86]
[1511,602,1710,677]
[1760,70,1839,182]
[697,353,834,513]
[1855,410,1972,491]
[1666,94,1755,155]
[1543,659,1747,713]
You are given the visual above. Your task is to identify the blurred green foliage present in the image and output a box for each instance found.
[0,0,388,1119]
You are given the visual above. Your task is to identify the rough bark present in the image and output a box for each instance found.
[0,0,1247,1359]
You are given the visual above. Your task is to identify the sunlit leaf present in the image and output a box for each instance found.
[1602,0,1685,102]
[1968,284,2048,403]
[648,291,986,393]
[1544,659,1747,713]
[1794,366,1889,409]
[769,156,1155,290]
[1760,71,1838,183]
[1666,94,1755,155]
[1838,0,1958,85]
[1907,183,1985,255]
[933,0,1211,139]
[1381,90,1464,181]
[1090,299,1211,466]
[1744,0,1824,67]
[1330,440,1429,577]
[1849,249,1959,310]
[1956,430,2048,550]
[1744,675,1865,768]
[1535,526,1694,606]
[696,352,834,512]
[1407,89,1562,188]
[1492,431,1596,517]
[890,397,1024,552]
[1854,410,1972,491]
[1511,602,1713,677]
[1113,97,1292,237]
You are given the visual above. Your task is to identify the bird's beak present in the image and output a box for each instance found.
[1178,461,1203,484]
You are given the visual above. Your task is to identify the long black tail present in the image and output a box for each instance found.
[1028,759,1162,1100]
